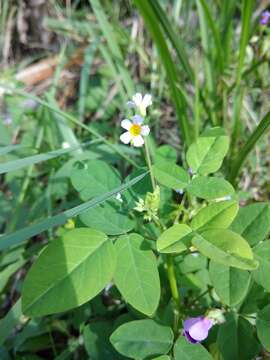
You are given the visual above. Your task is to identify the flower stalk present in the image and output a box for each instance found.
[144,138,156,190]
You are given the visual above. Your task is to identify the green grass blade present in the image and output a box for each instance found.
[196,0,215,95]
[0,144,28,156]
[0,140,100,174]
[236,0,255,86]
[89,0,134,96]
[78,41,98,121]
[134,0,193,145]
[198,0,224,72]
[0,171,148,251]
[0,299,22,346]
[228,110,270,186]
[220,0,236,67]
[149,0,194,82]
[0,85,140,168]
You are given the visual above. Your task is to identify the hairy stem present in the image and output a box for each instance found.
[144,138,156,190]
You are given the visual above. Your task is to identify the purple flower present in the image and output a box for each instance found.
[183,316,213,344]
[260,10,270,25]
[175,188,184,195]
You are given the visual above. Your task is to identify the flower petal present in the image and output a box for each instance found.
[142,94,152,108]
[183,331,199,344]
[126,101,135,108]
[120,131,132,144]
[121,119,132,130]
[132,93,143,107]
[184,317,202,332]
[188,318,213,342]
[141,125,150,136]
[132,135,144,147]
[132,114,144,124]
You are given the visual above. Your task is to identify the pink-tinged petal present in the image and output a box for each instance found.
[127,101,135,108]
[141,125,150,136]
[188,318,213,342]
[132,93,143,107]
[121,119,132,130]
[184,317,203,332]
[142,94,152,108]
[183,331,199,344]
[120,131,132,144]
[133,135,144,147]
[132,114,144,124]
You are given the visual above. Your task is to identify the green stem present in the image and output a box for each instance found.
[167,254,181,331]
[174,192,187,224]
[144,138,156,190]
[6,126,44,232]
[228,109,270,186]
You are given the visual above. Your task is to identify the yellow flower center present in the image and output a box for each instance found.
[130,124,141,136]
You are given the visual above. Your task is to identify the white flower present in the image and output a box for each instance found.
[115,193,123,202]
[127,93,152,116]
[120,115,150,147]
[62,141,71,149]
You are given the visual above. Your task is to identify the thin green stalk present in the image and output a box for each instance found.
[167,255,181,328]
[230,87,245,161]
[236,0,255,87]
[229,0,254,160]
[134,0,193,145]
[194,63,201,139]
[149,0,194,82]
[144,138,156,190]
[198,0,224,73]
[6,126,44,232]
[174,192,187,224]
[228,110,270,186]
[196,0,217,126]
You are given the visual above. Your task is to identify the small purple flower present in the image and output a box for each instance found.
[188,167,193,175]
[175,188,184,195]
[183,316,213,344]
[260,10,270,26]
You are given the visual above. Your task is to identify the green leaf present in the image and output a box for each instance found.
[114,234,160,316]
[192,229,258,270]
[110,319,174,359]
[152,356,171,360]
[0,144,27,156]
[209,261,251,306]
[187,176,234,200]
[0,171,147,251]
[257,304,270,351]
[80,202,134,235]
[174,336,212,360]
[157,224,192,254]
[230,203,270,245]
[252,240,270,292]
[71,160,121,201]
[83,322,122,360]
[186,131,229,175]
[0,141,98,174]
[218,313,261,360]
[22,228,116,317]
[191,200,239,232]
[0,299,22,346]
[153,162,189,190]
[154,145,177,164]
